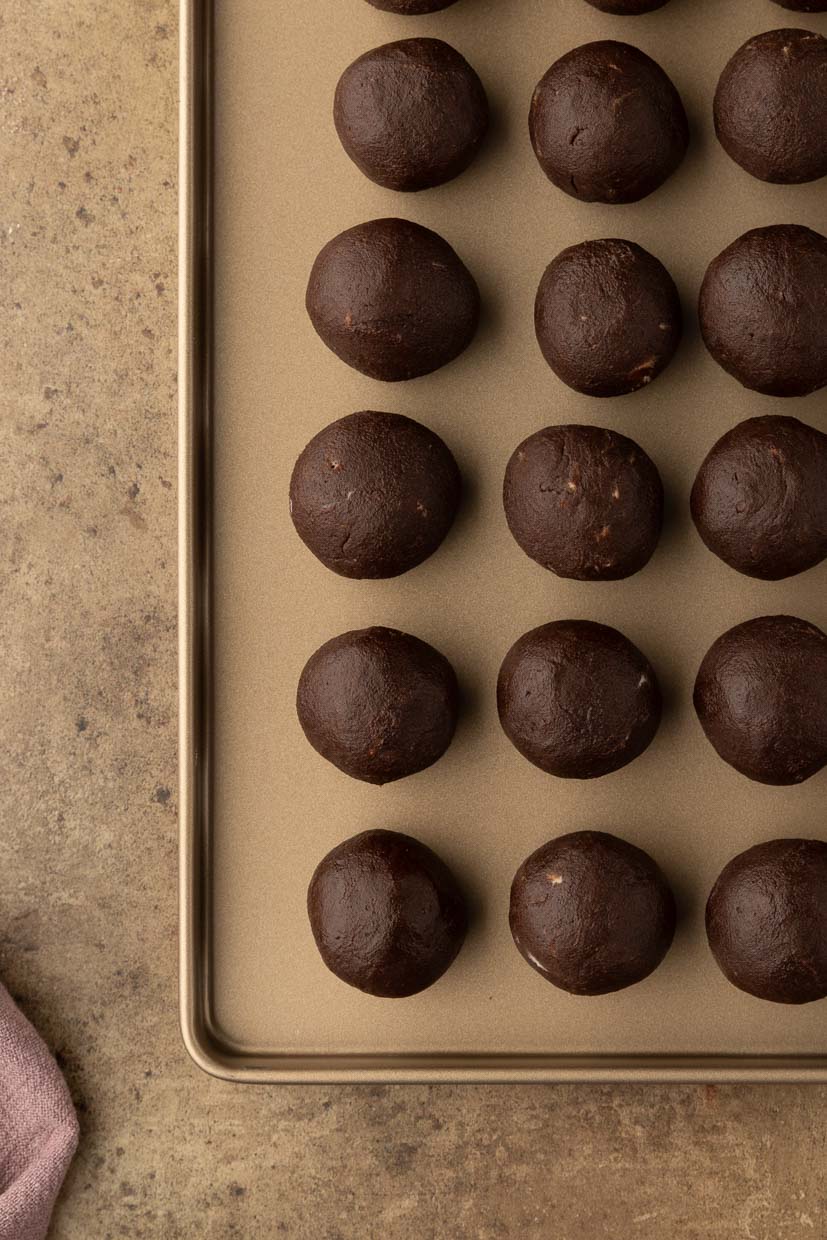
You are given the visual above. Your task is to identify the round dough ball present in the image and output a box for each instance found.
[772,0,827,11]
[706,838,827,1004]
[306,218,480,382]
[297,626,459,784]
[694,615,827,785]
[699,224,827,397]
[290,411,461,579]
[583,0,670,10]
[691,415,827,580]
[497,620,662,779]
[334,39,489,192]
[534,238,682,396]
[308,829,468,997]
[503,424,663,581]
[529,41,688,204]
[714,29,827,184]
[366,0,460,11]
[509,831,676,995]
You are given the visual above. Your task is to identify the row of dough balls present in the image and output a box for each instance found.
[307,826,827,1006]
[306,220,827,394]
[333,32,827,196]
[290,412,827,582]
[365,0,826,17]
[296,616,827,789]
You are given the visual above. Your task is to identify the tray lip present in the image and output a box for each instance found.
[180,0,214,1087]
[177,0,827,1085]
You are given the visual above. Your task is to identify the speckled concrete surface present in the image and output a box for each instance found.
[1,2,826,1237]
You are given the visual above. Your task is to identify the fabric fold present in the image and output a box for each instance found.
[0,984,79,1240]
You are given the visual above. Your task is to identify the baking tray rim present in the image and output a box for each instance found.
[177,0,827,1084]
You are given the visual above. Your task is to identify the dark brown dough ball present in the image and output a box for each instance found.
[334,39,489,192]
[699,225,827,397]
[714,29,827,184]
[510,831,676,995]
[308,829,468,997]
[706,838,827,1004]
[297,627,458,784]
[290,411,461,579]
[691,415,827,580]
[497,620,662,779]
[773,0,827,11]
[529,41,688,204]
[584,0,670,10]
[306,218,480,382]
[534,239,682,396]
[366,0,460,11]
[503,424,663,581]
[694,615,827,785]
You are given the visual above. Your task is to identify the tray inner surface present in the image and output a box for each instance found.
[206,0,827,1066]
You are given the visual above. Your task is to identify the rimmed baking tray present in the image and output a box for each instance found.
[179,0,827,1082]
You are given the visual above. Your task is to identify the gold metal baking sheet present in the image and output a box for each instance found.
[179,0,827,1082]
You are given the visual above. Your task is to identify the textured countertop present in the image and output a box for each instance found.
[1,2,825,1237]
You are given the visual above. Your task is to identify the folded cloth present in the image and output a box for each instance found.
[0,983,79,1240]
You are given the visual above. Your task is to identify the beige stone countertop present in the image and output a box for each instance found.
[1,2,825,1237]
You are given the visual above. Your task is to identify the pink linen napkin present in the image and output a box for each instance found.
[0,983,79,1240]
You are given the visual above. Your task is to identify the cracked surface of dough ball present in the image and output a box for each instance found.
[510,831,676,995]
[534,239,682,396]
[529,41,688,203]
[497,620,662,779]
[691,415,827,580]
[334,39,488,191]
[306,218,480,381]
[309,830,468,998]
[694,615,827,785]
[298,627,459,785]
[714,29,827,184]
[583,0,670,11]
[706,839,827,1004]
[290,412,461,579]
[365,0,460,11]
[503,424,663,581]
[699,225,827,397]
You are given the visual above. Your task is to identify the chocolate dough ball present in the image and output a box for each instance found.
[699,225,827,397]
[497,620,662,779]
[706,838,827,1004]
[534,239,682,396]
[366,0,460,11]
[503,424,663,581]
[334,39,489,192]
[510,831,676,995]
[290,411,461,579]
[584,0,670,10]
[694,615,827,785]
[297,627,458,784]
[691,416,827,580]
[714,29,827,184]
[306,218,480,381]
[773,0,827,11]
[308,829,468,997]
[529,41,688,203]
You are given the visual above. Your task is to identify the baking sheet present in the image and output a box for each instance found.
[180,0,827,1080]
